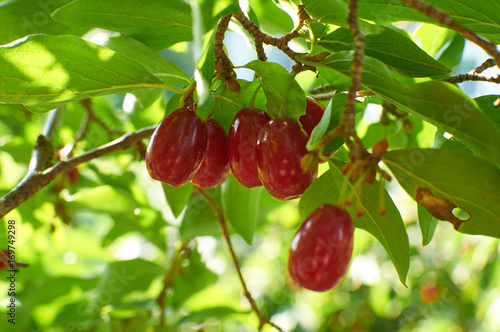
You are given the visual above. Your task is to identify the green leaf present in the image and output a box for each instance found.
[475,95,500,128]
[106,36,192,87]
[319,26,450,77]
[418,203,438,246]
[180,190,220,240]
[172,248,218,307]
[221,175,262,245]
[0,34,171,112]
[243,60,306,120]
[0,0,77,45]
[94,259,163,305]
[306,93,346,152]
[162,182,194,218]
[413,23,455,57]
[384,149,500,239]
[357,0,500,44]
[104,210,167,251]
[298,51,500,164]
[213,78,267,131]
[436,33,465,70]
[66,185,136,213]
[299,163,410,285]
[52,0,192,50]
[305,0,348,26]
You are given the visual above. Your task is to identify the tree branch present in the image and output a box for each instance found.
[0,125,156,218]
[196,188,285,332]
[339,0,367,158]
[233,11,302,63]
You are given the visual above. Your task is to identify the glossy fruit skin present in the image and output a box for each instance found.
[300,97,325,136]
[288,204,353,292]
[191,119,230,188]
[228,108,271,188]
[146,108,208,187]
[256,118,317,200]
[300,97,336,163]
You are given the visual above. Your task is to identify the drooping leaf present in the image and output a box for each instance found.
[162,182,194,219]
[0,34,170,112]
[298,51,500,164]
[384,149,500,239]
[299,163,410,285]
[418,203,439,246]
[319,26,450,77]
[243,60,306,120]
[52,0,193,50]
[106,36,192,87]
[221,175,262,245]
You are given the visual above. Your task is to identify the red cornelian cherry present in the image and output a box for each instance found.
[146,107,207,187]
[299,97,325,136]
[300,97,336,163]
[191,119,230,188]
[288,204,354,292]
[256,118,317,200]
[228,108,271,188]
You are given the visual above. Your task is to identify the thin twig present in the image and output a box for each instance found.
[474,58,496,74]
[157,242,189,327]
[80,99,125,137]
[214,14,234,73]
[196,188,285,332]
[255,39,267,62]
[399,0,500,74]
[234,11,302,63]
[0,126,156,218]
[42,106,65,141]
[442,73,500,84]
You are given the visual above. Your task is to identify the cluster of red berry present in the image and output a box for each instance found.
[145,97,328,194]
[146,97,353,292]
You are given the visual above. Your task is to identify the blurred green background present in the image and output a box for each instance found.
[1,0,500,331]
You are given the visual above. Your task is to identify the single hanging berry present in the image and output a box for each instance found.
[191,118,231,188]
[228,108,271,188]
[256,118,317,200]
[146,107,207,187]
[288,204,354,292]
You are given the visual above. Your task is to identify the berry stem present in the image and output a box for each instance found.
[248,83,262,110]
[196,188,285,332]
